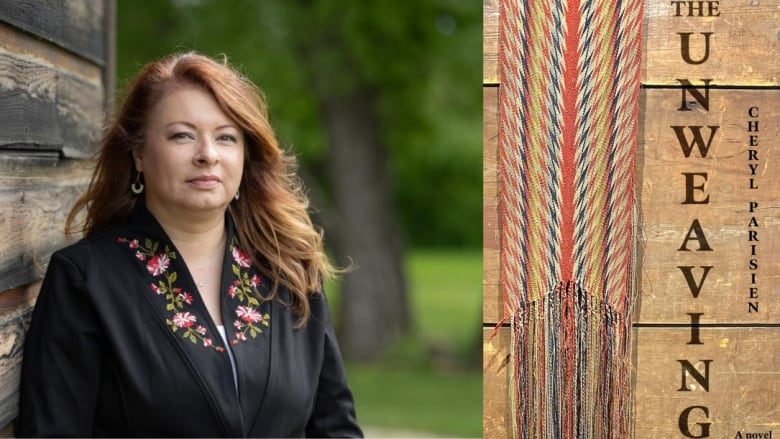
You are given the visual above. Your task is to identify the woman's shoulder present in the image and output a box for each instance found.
[49,227,127,268]
[303,289,334,329]
[268,283,332,328]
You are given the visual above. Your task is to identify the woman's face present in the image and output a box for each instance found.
[133,85,245,219]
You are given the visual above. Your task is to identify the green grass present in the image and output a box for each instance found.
[406,249,483,353]
[336,249,483,437]
[347,361,482,436]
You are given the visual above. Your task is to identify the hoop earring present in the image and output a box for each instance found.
[131,172,144,194]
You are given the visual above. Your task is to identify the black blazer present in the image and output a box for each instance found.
[17,204,362,437]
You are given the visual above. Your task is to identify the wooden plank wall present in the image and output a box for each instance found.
[483,1,780,437]
[0,1,114,434]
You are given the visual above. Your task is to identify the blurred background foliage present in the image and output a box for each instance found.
[117,1,482,436]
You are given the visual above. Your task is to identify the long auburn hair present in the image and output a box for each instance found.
[67,51,334,325]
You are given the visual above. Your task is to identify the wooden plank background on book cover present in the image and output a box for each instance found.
[483,0,780,437]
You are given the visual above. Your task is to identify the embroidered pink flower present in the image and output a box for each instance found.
[236,306,263,323]
[228,285,238,299]
[172,312,197,328]
[232,247,251,268]
[146,254,170,276]
[119,235,271,353]
[119,237,146,261]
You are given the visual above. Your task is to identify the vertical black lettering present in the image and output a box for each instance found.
[671,126,719,158]
[678,219,713,251]
[677,266,713,298]
[687,313,704,345]
[677,79,712,111]
[682,173,710,204]
[678,32,713,64]
[679,406,711,438]
[677,359,712,392]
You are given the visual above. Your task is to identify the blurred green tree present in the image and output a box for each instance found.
[116,0,481,361]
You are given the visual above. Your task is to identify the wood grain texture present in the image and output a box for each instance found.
[102,0,116,113]
[58,70,103,157]
[0,159,92,292]
[633,327,780,438]
[483,87,501,324]
[0,0,105,65]
[0,49,59,149]
[638,89,780,323]
[643,1,780,86]
[483,0,780,86]
[0,282,40,431]
[483,0,500,85]
[483,327,511,439]
[0,20,102,81]
[0,48,103,158]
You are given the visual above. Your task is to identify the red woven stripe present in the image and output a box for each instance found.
[561,0,580,282]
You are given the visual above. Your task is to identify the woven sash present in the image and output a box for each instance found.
[498,0,643,437]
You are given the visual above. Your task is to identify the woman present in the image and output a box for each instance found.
[17,52,362,438]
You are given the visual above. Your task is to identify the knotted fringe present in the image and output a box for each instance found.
[509,283,634,439]
[497,0,643,437]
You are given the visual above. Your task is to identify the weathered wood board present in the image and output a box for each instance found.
[0,283,39,430]
[483,0,780,85]
[0,160,92,292]
[483,86,500,324]
[641,1,780,86]
[639,89,780,324]
[633,327,780,438]
[0,22,104,159]
[483,0,780,437]
[0,0,106,65]
[483,328,511,439]
[0,3,112,433]
[483,0,499,85]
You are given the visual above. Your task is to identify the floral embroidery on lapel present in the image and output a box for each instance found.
[228,242,271,344]
[117,236,226,352]
[117,236,271,351]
